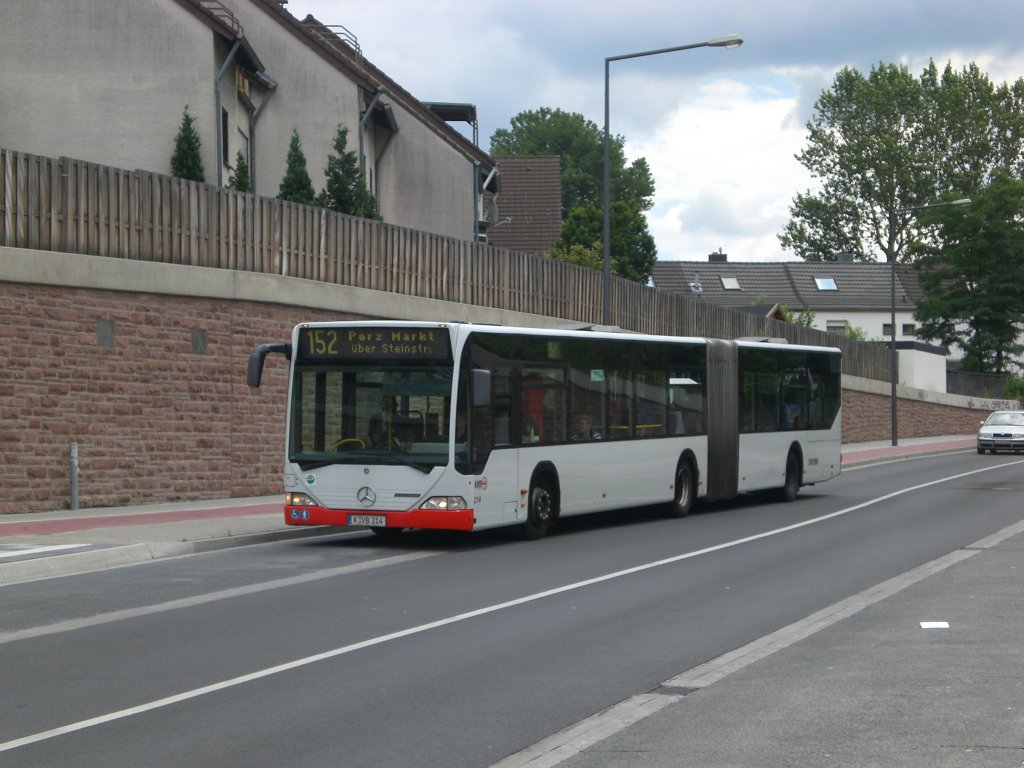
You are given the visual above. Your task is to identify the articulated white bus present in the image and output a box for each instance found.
[248,321,842,539]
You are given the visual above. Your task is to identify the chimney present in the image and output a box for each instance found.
[708,249,727,263]
[836,252,854,263]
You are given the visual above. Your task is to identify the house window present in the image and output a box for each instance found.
[902,323,916,336]
[826,320,848,335]
[720,276,741,291]
[882,323,893,337]
[814,277,838,291]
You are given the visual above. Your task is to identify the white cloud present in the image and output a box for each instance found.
[632,78,815,262]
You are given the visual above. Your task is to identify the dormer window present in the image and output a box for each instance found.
[814,277,838,291]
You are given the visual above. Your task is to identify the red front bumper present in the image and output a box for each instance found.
[284,505,475,532]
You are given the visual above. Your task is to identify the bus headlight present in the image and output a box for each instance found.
[286,492,319,507]
[419,496,469,511]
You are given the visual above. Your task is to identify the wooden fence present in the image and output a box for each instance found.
[1,147,892,380]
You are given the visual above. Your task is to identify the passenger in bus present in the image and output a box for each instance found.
[368,396,397,447]
[572,415,601,441]
[522,415,540,444]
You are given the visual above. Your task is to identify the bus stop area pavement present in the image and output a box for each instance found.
[5,434,1023,767]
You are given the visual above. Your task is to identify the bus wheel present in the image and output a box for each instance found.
[780,451,801,502]
[666,461,694,518]
[523,479,554,540]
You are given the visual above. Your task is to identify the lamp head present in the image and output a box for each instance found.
[708,35,743,49]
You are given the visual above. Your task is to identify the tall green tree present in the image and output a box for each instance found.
[551,202,656,284]
[227,150,251,193]
[490,107,658,283]
[170,106,205,182]
[491,107,655,215]
[277,129,316,205]
[316,124,380,219]
[913,172,1024,374]
[780,61,1024,264]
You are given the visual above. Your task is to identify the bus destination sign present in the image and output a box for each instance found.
[297,326,452,363]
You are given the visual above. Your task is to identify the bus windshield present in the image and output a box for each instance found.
[288,362,455,472]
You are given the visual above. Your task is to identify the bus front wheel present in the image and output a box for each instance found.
[666,461,694,518]
[523,479,555,540]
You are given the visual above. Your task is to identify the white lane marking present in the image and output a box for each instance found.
[491,693,682,768]
[3,459,1022,755]
[0,544,89,560]
[920,621,950,629]
[0,549,443,646]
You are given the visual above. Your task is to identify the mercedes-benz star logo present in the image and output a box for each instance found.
[356,486,376,507]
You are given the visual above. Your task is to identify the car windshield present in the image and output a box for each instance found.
[985,412,1024,427]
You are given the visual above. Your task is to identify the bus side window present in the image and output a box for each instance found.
[520,379,545,443]
[492,369,513,446]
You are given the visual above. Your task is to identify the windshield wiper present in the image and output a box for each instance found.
[295,451,434,474]
[296,459,342,471]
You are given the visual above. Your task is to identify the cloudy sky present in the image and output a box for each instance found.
[284,0,1024,263]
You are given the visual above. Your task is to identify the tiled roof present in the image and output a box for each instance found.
[485,156,562,255]
[651,260,921,312]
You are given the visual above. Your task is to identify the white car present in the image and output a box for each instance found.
[977,410,1024,454]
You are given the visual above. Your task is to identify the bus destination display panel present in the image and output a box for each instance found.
[297,325,452,364]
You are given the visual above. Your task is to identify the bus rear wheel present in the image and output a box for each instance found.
[666,461,694,518]
[779,451,801,502]
[523,479,554,540]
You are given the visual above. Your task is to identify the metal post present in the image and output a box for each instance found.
[600,35,742,327]
[888,198,970,446]
[602,59,611,326]
[70,441,79,511]
[890,257,898,446]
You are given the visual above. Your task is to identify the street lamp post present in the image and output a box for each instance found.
[602,35,742,326]
[888,197,971,445]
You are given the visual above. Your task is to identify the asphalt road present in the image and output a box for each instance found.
[1,452,1022,767]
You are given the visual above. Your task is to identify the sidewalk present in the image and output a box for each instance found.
[0,496,326,586]
[0,434,977,587]
[528,519,1024,768]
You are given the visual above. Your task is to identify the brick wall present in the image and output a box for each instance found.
[0,281,360,514]
[842,389,985,443]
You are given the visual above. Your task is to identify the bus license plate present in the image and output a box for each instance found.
[348,514,387,527]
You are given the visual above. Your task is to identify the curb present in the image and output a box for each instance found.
[0,525,337,587]
[841,441,975,468]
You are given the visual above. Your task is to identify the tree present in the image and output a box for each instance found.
[170,106,204,182]
[277,129,316,205]
[490,107,658,283]
[780,61,1024,264]
[317,124,380,219]
[227,150,251,193]
[490,107,655,216]
[913,172,1024,374]
[552,202,655,284]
